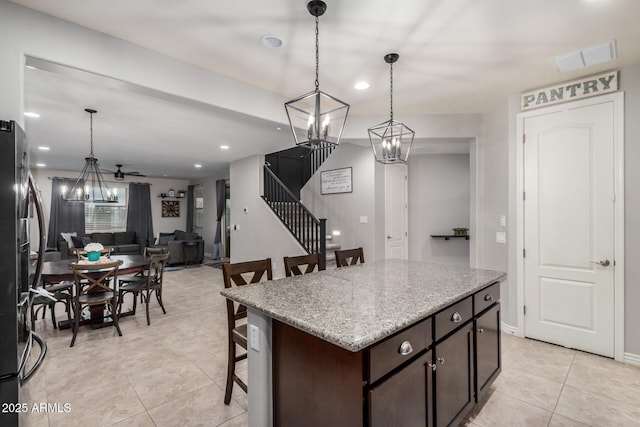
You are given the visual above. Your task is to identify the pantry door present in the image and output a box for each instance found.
[523,94,622,357]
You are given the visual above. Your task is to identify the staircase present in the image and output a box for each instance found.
[262,142,338,267]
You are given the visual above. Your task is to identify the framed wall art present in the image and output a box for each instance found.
[321,167,352,195]
[161,200,180,217]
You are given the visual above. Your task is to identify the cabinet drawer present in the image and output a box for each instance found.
[474,282,500,315]
[435,296,472,341]
[368,317,432,383]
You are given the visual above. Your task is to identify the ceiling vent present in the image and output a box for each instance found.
[553,40,616,72]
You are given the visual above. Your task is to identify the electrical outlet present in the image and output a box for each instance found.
[496,232,506,244]
[250,325,260,351]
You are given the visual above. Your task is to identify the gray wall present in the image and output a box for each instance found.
[300,143,380,260]
[408,154,470,266]
[229,155,306,278]
[190,174,228,256]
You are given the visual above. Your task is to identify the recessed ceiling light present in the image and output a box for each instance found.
[35,163,46,167]
[38,146,50,151]
[260,34,285,49]
[24,112,40,118]
[25,65,37,70]
[220,145,229,150]
[354,81,370,90]
[162,174,168,177]
[276,127,282,131]
[194,164,202,168]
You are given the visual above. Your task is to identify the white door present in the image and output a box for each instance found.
[523,99,616,357]
[385,164,408,259]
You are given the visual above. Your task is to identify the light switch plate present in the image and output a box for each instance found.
[250,325,260,351]
[499,215,506,227]
[496,232,506,244]
[360,216,368,224]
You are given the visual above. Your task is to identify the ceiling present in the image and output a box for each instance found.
[13,0,640,179]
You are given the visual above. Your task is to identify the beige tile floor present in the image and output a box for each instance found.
[25,265,640,426]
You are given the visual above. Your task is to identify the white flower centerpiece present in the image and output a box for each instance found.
[84,242,104,261]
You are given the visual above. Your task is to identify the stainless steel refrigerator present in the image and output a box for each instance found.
[0,120,47,426]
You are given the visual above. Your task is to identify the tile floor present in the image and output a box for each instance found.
[24,265,640,426]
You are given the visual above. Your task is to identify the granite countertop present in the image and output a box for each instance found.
[220,259,506,352]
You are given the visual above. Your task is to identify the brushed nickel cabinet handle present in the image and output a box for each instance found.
[451,312,463,323]
[477,328,485,334]
[484,294,493,302]
[427,363,437,371]
[437,357,445,364]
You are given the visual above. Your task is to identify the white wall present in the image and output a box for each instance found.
[31,168,189,250]
[229,155,305,278]
[300,143,380,260]
[408,154,470,266]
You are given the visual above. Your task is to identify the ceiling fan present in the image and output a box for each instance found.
[103,164,146,181]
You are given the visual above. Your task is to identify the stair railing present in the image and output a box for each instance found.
[263,165,326,268]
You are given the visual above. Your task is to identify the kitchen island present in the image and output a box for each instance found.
[221,259,506,427]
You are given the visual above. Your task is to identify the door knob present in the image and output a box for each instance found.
[590,259,611,267]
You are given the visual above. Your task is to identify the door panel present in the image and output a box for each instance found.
[385,165,408,259]
[524,100,614,357]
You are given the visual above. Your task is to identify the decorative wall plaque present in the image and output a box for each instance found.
[161,200,180,217]
[321,167,353,195]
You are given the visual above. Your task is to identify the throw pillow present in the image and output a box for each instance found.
[70,235,84,249]
[60,232,77,249]
[157,234,175,246]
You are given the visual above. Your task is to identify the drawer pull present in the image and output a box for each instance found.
[399,341,413,356]
[484,294,493,302]
[477,328,485,334]
[427,363,437,372]
[437,357,445,365]
[451,312,463,323]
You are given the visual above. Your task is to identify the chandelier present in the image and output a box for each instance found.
[368,53,414,164]
[62,109,118,203]
[284,0,349,149]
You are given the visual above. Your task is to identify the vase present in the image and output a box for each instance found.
[87,251,100,261]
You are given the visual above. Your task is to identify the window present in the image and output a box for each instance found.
[194,185,204,229]
[85,184,128,233]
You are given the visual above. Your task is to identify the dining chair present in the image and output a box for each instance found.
[118,252,170,325]
[283,253,323,277]
[68,259,123,347]
[31,251,73,330]
[335,247,365,267]
[222,258,273,405]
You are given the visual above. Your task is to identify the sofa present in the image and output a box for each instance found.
[153,230,204,265]
[58,231,147,259]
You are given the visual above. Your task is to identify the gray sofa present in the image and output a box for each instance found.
[153,230,204,265]
[58,231,147,259]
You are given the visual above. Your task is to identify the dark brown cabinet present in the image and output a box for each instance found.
[368,350,434,427]
[475,303,501,400]
[434,323,475,427]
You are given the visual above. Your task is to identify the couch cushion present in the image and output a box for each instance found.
[157,234,176,245]
[60,232,77,249]
[174,230,187,241]
[90,232,115,246]
[175,230,199,241]
[114,231,136,245]
[71,235,91,249]
[117,244,140,254]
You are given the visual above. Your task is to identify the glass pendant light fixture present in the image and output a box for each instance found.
[285,0,349,149]
[368,53,414,164]
[62,108,118,203]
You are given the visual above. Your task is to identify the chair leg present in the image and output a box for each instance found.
[50,302,58,329]
[145,289,151,326]
[156,288,166,314]
[111,299,123,337]
[224,338,236,405]
[70,300,80,347]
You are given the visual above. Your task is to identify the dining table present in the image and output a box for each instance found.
[40,254,150,329]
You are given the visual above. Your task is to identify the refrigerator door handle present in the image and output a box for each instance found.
[28,172,46,289]
[20,332,46,385]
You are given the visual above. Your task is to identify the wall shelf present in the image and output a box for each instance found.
[430,235,470,241]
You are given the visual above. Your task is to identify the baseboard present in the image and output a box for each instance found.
[624,352,640,366]
[501,322,521,337]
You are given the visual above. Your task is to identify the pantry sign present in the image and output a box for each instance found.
[521,70,617,111]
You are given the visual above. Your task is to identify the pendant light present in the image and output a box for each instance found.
[62,109,118,203]
[284,0,349,149]
[368,53,414,164]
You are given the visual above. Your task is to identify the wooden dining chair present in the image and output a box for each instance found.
[283,253,323,277]
[118,253,170,325]
[68,259,123,347]
[222,258,273,405]
[31,251,73,330]
[335,247,365,267]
